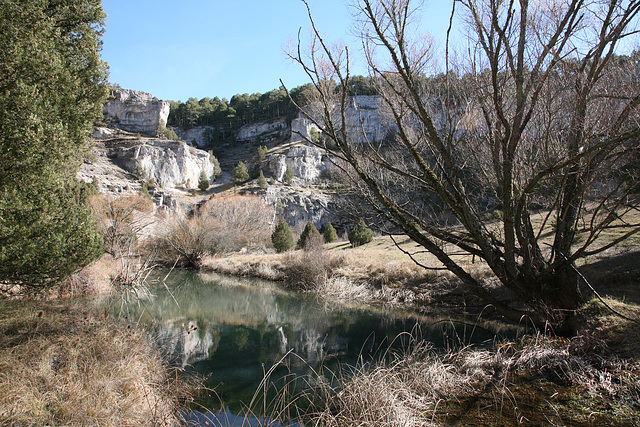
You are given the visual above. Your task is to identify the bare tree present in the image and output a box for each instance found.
[287,0,640,331]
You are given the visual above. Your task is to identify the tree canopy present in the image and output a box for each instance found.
[166,77,378,133]
[0,0,109,287]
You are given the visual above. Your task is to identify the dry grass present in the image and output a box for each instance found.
[292,333,640,427]
[0,298,193,426]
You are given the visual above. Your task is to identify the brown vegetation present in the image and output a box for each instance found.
[156,195,274,267]
[297,333,640,426]
[0,299,192,426]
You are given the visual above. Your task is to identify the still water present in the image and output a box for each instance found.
[112,269,510,424]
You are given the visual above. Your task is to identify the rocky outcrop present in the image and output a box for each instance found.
[290,117,319,143]
[104,89,170,135]
[268,144,332,183]
[112,140,214,190]
[299,95,394,144]
[172,126,215,148]
[262,186,343,229]
[237,118,289,142]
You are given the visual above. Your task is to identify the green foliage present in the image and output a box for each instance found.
[297,221,320,250]
[156,119,180,140]
[257,171,267,190]
[232,161,250,184]
[198,170,210,191]
[257,145,268,161]
[309,127,322,144]
[323,222,338,243]
[167,86,299,132]
[348,220,373,247]
[284,166,294,185]
[0,0,109,288]
[208,151,222,178]
[271,218,294,253]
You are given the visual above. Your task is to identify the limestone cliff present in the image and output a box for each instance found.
[267,144,332,183]
[104,89,170,135]
[112,140,214,190]
[237,118,288,142]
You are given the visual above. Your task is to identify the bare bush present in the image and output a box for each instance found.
[200,195,275,252]
[159,214,214,267]
[158,196,275,267]
[89,194,154,256]
[283,248,345,290]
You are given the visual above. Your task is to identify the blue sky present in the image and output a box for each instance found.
[101,0,456,102]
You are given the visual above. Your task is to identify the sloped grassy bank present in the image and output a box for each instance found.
[0,255,194,426]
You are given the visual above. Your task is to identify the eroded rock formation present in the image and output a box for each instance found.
[104,89,170,135]
[112,140,214,190]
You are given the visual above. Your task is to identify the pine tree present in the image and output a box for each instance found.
[284,166,294,185]
[232,161,249,184]
[271,218,294,253]
[257,170,267,190]
[297,221,320,249]
[349,220,373,247]
[323,222,338,243]
[198,170,210,191]
[208,151,222,178]
[0,0,109,288]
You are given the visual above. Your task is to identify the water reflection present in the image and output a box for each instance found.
[111,270,514,415]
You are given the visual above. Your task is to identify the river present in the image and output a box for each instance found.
[109,269,515,425]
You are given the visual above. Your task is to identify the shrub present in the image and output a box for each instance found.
[89,194,154,256]
[198,170,210,191]
[297,221,320,250]
[323,222,338,243]
[349,219,373,247]
[272,218,294,253]
[200,195,274,252]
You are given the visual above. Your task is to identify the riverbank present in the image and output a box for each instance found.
[0,255,193,426]
[200,235,640,425]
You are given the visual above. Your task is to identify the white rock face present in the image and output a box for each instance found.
[114,140,214,190]
[104,89,170,135]
[263,186,337,228]
[92,127,118,140]
[237,118,288,142]
[172,126,215,148]
[269,144,332,183]
[290,117,319,143]
[344,95,392,143]
[300,95,394,144]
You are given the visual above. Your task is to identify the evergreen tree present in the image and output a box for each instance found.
[271,218,294,253]
[232,161,249,184]
[208,151,222,178]
[198,170,210,191]
[257,145,268,161]
[257,170,267,190]
[348,220,373,247]
[323,222,338,243]
[297,221,320,250]
[0,0,109,288]
[284,166,294,185]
